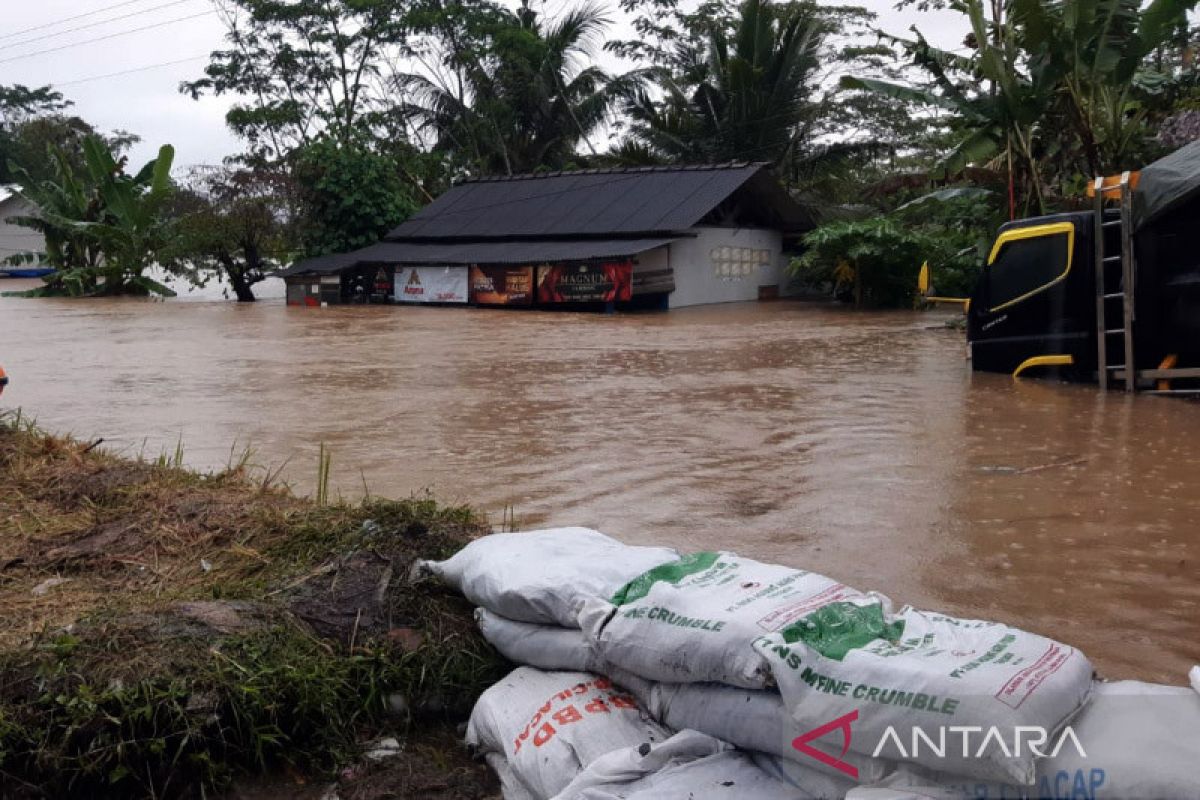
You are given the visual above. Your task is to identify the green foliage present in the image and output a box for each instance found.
[793,217,933,308]
[182,0,412,161]
[0,415,508,796]
[292,136,419,256]
[5,137,178,297]
[606,0,909,202]
[161,166,294,302]
[0,84,72,123]
[793,183,1005,307]
[401,0,633,175]
[0,83,139,186]
[0,616,505,796]
[842,0,1198,214]
[618,0,826,167]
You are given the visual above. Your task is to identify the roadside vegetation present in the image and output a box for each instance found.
[0,410,508,798]
[1,0,1198,305]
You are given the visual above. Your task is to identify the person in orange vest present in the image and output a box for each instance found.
[0,365,7,397]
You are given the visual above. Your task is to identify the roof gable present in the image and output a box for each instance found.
[387,163,812,240]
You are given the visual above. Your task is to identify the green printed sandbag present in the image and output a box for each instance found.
[582,551,881,688]
[759,604,1094,786]
[411,528,679,628]
[467,667,671,800]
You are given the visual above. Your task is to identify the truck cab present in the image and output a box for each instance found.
[966,212,1096,378]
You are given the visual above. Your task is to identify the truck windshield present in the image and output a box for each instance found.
[987,227,1072,311]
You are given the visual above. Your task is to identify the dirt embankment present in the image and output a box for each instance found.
[0,411,509,799]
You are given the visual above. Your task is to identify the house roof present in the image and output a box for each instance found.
[280,236,682,276]
[385,163,814,240]
[281,163,811,277]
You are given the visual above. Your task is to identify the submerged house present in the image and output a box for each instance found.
[278,163,814,309]
[0,190,50,276]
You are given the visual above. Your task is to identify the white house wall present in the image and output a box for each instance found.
[0,196,46,266]
[662,226,788,308]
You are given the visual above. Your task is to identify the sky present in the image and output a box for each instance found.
[1,0,968,170]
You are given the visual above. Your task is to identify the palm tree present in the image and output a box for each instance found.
[400,1,634,175]
[619,0,828,168]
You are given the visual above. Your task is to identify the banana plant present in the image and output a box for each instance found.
[72,137,177,296]
[6,136,177,296]
[842,0,1196,214]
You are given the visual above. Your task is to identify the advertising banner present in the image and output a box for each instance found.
[536,261,633,303]
[395,266,469,304]
[470,265,534,306]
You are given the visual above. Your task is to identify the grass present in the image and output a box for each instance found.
[0,411,509,798]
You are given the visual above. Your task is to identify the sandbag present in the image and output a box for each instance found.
[412,528,679,628]
[650,681,890,784]
[550,729,809,800]
[476,608,602,673]
[887,677,1200,799]
[752,752,867,800]
[760,604,1094,786]
[485,752,538,800]
[584,551,876,688]
[467,667,672,800]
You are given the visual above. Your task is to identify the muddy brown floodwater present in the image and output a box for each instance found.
[1,282,1197,684]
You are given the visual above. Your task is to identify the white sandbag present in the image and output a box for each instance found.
[840,677,1200,799]
[1022,678,1200,799]
[1190,664,1199,695]
[844,769,964,800]
[467,667,672,800]
[584,551,876,688]
[752,752,865,800]
[476,608,602,673]
[760,604,1094,786]
[412,528,679,628]
[472,609,656,709]
[945,678,1200,799]
[550,729,809,800]
[485,752,538,800]
[651,682,890,783]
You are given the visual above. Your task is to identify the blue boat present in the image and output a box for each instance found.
[0,268,55,278]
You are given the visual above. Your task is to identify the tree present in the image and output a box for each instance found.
[291,134,420,256]
[163,167,294,302]
[182,0,413,162]
[400,0,636,175]
[6,137,178,297]
[842,0,1197,214]
[0,84,137,185]
[606,0,909,206]
[618,0,826,167]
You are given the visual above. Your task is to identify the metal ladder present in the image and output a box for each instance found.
[1092,172,1136,392]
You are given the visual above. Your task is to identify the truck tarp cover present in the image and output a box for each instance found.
[1135,139,1200,230]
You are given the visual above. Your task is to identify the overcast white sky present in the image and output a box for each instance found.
[2,0,967,169]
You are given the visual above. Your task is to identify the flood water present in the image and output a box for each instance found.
[1,280,1197,684]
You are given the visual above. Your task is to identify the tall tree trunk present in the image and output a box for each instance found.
[219,253,256,303]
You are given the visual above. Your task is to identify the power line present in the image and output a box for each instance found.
[0,0,161,43]
[0,10,216,66]
[6,0,201,51]
[52,54,209,87]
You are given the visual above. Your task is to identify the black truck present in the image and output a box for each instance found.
[966,139,1200,392]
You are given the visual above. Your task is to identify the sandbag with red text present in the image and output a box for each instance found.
[466,667,672,800]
